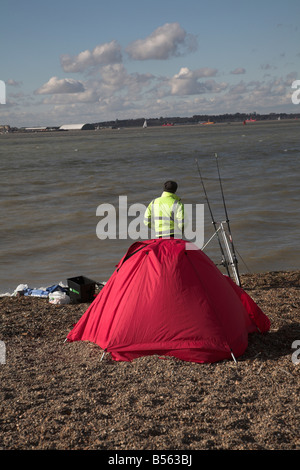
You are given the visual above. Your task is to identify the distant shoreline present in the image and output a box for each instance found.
[2,118,300,135]
[1,113,299,134]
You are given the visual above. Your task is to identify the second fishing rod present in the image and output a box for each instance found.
[195,155,242,286]
[195,157,231,278]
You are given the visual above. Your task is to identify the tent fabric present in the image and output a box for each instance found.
[67,238,270,363]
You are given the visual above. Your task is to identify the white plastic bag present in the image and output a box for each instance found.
[49,291,70,305]
[13,284,28,296]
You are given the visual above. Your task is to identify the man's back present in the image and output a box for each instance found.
[144,182,184,238]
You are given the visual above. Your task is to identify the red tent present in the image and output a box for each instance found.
[67,239,270,363]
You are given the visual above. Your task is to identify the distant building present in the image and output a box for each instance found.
[24,127,47,131]
[59,123,94,131]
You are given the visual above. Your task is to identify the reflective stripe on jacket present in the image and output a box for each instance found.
[144,191,184,237]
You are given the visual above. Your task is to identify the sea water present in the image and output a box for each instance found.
[0,120,299,293]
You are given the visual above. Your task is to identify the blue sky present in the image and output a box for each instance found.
[1,0,300,126]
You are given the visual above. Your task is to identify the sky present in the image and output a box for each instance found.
[1,0,300,127]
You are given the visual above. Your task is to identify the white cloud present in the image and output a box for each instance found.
[228,80,248,95]
[36,66,156,110]
[169,67,225,95]
[6,79,23,87]
[35,77,85,94]
[230,68,246,75]
[41,89,98,105]
[126,22,197,60]
[220,75,295,112]
[100,64,129,91]
[99,64,155,97]
[284,71,297,85]
[60,40,122,73]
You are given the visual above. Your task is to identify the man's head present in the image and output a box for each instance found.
[164,181,178,193]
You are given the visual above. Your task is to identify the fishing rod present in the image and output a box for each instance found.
[195,158,231,278]
[214,153,242,286]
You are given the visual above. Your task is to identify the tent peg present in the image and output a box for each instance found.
[231,351,237,363]
[100,349,107,362]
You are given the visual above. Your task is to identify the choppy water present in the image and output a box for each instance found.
[0,120,299,293]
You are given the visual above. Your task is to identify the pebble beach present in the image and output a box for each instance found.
[0,270,299,451]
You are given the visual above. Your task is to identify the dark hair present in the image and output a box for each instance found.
[164,181,178,193]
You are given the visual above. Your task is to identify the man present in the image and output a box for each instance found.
[144,181,184,238]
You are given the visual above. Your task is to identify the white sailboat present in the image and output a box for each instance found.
[143,120,147,128]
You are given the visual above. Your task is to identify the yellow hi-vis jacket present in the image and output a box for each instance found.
[144,191,184,237]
